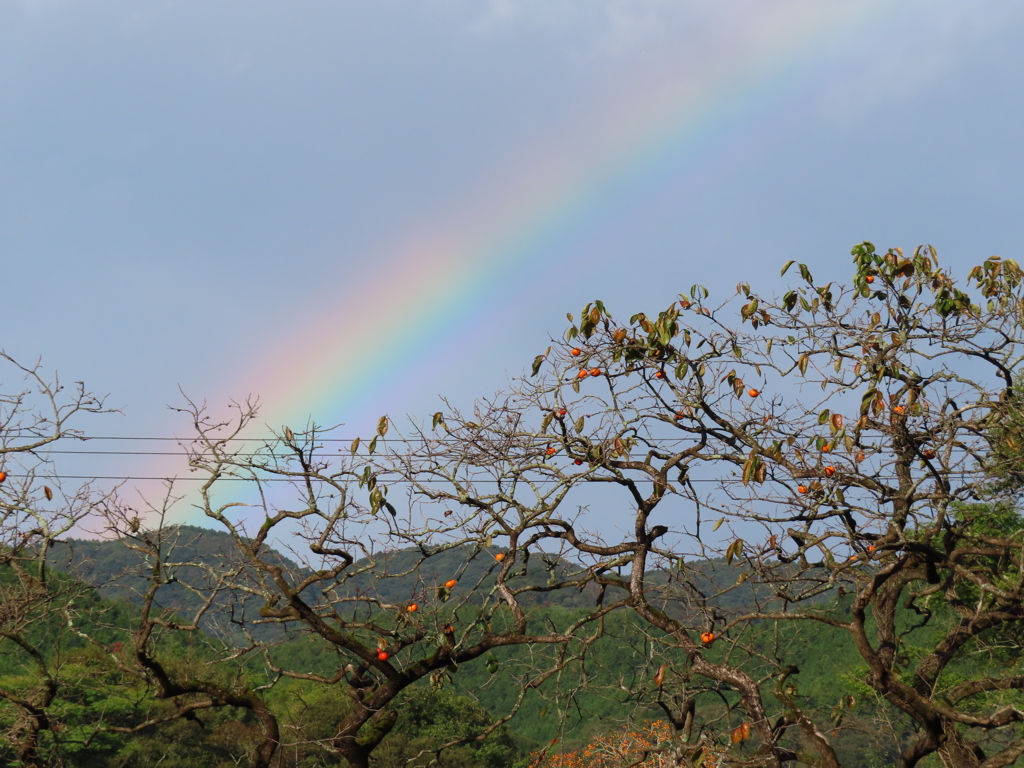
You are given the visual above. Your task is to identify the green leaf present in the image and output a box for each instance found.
[780,260,795,276]
[574,416,585,434]
[741,453,759,486]
[432,412,444,429]
[377,416,389,437]
[350,437,361,455]
[368,436,378,455]
[531,355,545,377]
[860,387,877,416]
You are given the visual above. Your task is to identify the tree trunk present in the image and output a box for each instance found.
[937,720,984,768]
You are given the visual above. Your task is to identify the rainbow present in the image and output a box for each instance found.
[148,0,898,513]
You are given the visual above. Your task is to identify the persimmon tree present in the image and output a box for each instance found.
[388,244,1024,767]
[92,398,620,768]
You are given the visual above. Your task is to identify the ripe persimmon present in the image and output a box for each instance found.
[377,651,389,661]
[654,371,664,379]
[732,723,751,743]
[822,443,832,453]
[558,408,567,416]
[855,452,866,463]
[824,466,836,477]
[867,544,876,552]
[0,472,6,483]
[590,368,601,377]
[866,275,875,284]
[494,553,505,562]
[922,449,936,459]
[546,447,557,456]
[653,664,666,687]
[797,485,808,494]
[574,459,583,465]
[700,631,715,645]
[444,579,457,589]
[577,369,588,379]
[571,348,582,357]
[443,625,454,634]
[748,388,759,398]
[407,603,418,612]
[893,405,904,414]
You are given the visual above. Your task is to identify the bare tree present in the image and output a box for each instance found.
[93,396,623,768]
[0,353,112,766]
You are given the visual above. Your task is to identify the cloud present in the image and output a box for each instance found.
[811,0,1024,122]
[447,0,694,56]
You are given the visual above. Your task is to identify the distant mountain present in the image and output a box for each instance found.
[48,525,830,635]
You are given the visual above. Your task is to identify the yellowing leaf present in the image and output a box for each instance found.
[726,539,744,565]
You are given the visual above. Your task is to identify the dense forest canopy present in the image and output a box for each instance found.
[1,243,1023,768]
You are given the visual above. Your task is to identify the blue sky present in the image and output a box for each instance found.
[2,0,1023,493]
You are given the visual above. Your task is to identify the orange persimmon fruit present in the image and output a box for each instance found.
[797,485,808,494]
[444,579,457,589]
[824,466,836,477]
[407,603,418,612]
[377,651,389,661]
[571,348,582,357]
[653,664,666,687]
[590,368,601,377]
[748,388,760,398]
[494,553,505,562]
[700,631,715,645]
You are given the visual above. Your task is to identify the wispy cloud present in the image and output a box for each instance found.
[812,0,1024,122]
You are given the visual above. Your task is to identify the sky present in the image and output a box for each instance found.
[2,0,1024,521]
